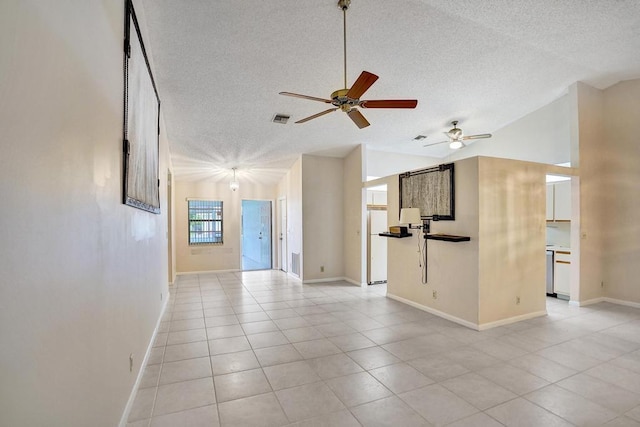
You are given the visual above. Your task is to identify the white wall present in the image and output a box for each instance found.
[343,146,365,284]
[448,95,571,165]
[0,1,170,425]
[174,180,277,273]
[602,79,640,303]
[301,155,345,281]
[284,158,303,277]
[367,149,441,179]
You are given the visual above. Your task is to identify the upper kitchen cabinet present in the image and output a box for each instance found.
[546,180,572,221]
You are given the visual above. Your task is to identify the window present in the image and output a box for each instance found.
[188,200,223,245]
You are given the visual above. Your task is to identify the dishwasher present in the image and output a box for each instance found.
[546,250,555,296]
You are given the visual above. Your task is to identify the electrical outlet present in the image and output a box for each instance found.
[516,296,521,305]
[320,266,324,272]
[432,290,437,299]
[129,353,134,372]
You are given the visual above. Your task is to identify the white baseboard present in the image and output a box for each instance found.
[477,310,548,330]
[302,276,350,284]
[569,297,604,307]
[387,293,547,331]
[603,297,640,309]
[176,269,241,276]
[387,293,480,330]
[342,277,365,287]
[119,292,170,427]
[567,297,640,309]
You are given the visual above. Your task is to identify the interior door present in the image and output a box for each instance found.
[242,200,272,271]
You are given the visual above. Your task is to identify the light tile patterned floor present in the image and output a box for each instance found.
[128,271,640,426]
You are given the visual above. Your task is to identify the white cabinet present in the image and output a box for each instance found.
[554,250,571,297]
[546,185,554,220]
[553,181,571,221]
[546,181,572,221]
[367,191,387,206]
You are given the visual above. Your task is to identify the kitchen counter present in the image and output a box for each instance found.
[546,245,571,251]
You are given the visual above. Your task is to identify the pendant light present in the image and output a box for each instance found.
[229,167,239,192]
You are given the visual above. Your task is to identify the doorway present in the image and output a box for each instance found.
[167,170,173,284]
[277,198,287,272]
[366,185,388,285]
[241,200,272,271]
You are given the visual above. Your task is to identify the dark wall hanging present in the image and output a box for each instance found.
[123,0,161,214]
[399,163,455,221]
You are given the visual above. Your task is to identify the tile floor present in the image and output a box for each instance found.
[128,271,640,426]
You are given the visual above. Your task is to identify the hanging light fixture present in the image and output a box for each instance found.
[229,167,239,192]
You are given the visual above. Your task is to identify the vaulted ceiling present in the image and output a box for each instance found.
[138,0,640,182]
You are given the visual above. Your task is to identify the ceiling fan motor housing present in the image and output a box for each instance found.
[331,89,359,111]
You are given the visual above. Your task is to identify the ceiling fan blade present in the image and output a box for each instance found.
[360,99,418,109]
[462,133,492,140]
[346,71,379,99]
[279,92,332,104]
[295,108,338,124]
[423,140,449,147]
[347,109,370,129]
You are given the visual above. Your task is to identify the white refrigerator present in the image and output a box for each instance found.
[367,209,387,284]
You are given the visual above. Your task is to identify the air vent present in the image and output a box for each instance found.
[272,114,290,124]
[413,135,427,140]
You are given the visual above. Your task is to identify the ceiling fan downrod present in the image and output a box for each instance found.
[338,0,351,89]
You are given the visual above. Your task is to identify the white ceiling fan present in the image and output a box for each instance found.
[424,121,492,150]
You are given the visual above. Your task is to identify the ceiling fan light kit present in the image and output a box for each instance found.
[279,0,417,129]
[423,120,492,150]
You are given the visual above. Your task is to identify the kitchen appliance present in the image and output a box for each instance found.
[546,250,555,296]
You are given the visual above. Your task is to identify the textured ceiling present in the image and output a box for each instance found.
[138,0,640,182]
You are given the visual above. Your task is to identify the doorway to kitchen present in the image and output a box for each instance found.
[545,173,577,302]
[367,185,388,285]
[241,200,272,271]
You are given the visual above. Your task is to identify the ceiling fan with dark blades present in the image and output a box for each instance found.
[279,0,418,129]
[423,121,492,150]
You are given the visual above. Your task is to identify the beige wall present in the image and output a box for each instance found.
[343,146,365,284]
[301,155,345,281]
[387,157,547,328]
[570,82,606,303]
[387,158,480,325]
[478,157,547,324]
[603,79,640,303]
[0,1,170,425]
[174,180,277,273]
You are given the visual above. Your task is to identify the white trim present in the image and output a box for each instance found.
[176,269,241,276]
[119,292,170,427]
[603,297,640,309]
[287,270,301,281]
[343,277,366,287]
[569,297,604,307]
[387,293,479,330]
[567,297,640,309]
[387,293,548,331]
[302,276,355,285]
[477,311,548,331]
